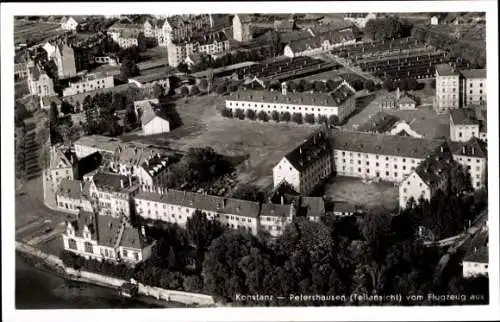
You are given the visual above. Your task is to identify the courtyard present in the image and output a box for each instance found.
[122,95,319,190]
[324,176,399,211]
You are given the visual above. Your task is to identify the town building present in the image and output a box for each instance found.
[60,16,83,31]
[462,229,488,278]
[54,43,77,79]
[259,203,295,237]
[48,145,78,189]
[157,14,212,47]
[14,62,28,80]
[283,29,356,58]
[451,138,487,190]
[62,73,114,97]
[232,14,253,42]
[88,171,139,218]
[274,19,296,32]
[138,100,171,135]
[331,130,444,183]
[62,210,155,265]
[128,73,170,95]
[74,135,122,159]
[295,196,325,222]
[331,201,363,216]
[108,143,177,190]
[56,179,93,214]
[398,143,453,208]
[435,63,460,113]
[430,16,439,25]
[379,89,417,110]
[460,69,486,107]
[273,130,332,195]
[166,31,230,67]
[42,42,57,59]
[343,13,377,28]
[26,60,56,98]
[449,108,487,142]
[40,95,62,111]
[225,81,356,124]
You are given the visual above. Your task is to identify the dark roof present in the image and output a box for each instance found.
[67,210,97,239]
[286,29,355,52]
[260,203,293,218]
[414,143,454,188]
[435,64,459,76]
[92,172,134,192]
[174,31,228,46]
[140,153,178,178]
[269,181,299,204]
[77,152,103,179]
[464,246,488,263]
[130,73,169,84]
[274,20,295,30]
[451,138,487,158]
[298,197,325,217]
[285,130,332,172]
[450,109,479,125]
[95,214,122,247]
[141,102,170,126]
[120,225,150,249]
[331,130,444,158]
[135,189,262,218]
[460,69,486,79]
[227,87,354,107]
[58,179,84,199]
[357,112,399,133]
[331,201,359,213]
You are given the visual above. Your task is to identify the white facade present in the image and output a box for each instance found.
[435,71,460,113]
[450,121,480,142]
[284,38,356,58]
[89,180,135,218]
[63,74,114,97]
[43,42,57,59]
[61,17,79,31]
[232,14,252,42]
[463,76,486,107]
[399,171,431,208]
[273,158,301,193]
[463,260,488,278]
[333,149,422,183]
[389,121,424,138]
[430,16,439,25]
[117,37,139,49]
[56,193,93,214]
[27,62,56,98]
[344,13,377,28]
[453,152,487,190]
[143,116,170,135]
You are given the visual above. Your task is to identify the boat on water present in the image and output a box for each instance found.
[119,282,138,298]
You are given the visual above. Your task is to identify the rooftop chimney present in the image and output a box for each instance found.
[281,195,284,205]
[141,225,146,237]
[120,179,124,188]
[472,146,475,155]
[462,146,466,154]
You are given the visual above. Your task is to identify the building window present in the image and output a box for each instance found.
[123,249,128,257]
[84,242,93,253]
[68,239,77,250]
[134,252,139,261]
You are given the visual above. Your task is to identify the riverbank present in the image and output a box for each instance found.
[15,242,215,308]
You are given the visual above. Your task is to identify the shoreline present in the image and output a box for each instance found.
[15,246,210,308]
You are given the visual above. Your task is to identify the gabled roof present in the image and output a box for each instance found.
[77,151,103,179]
[92,172,134,192]
[463,246,488,263]
[331,130,444,159]
[260,203,292,218]
[298,196,325,217]
[285,130,331,172]
[460,69,486,79]
[414,143,454,188]
[74,135,122,154]
[331,201,360,213]
[357,112,399,133]
[436,63,459,76]
[450,109,479,125]
[67,210,97,240]
[58,179,84,200]
[451,138,487,158]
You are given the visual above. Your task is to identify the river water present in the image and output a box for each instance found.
[15,253,163,309]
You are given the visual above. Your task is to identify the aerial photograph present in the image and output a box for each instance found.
[9,7,492,314]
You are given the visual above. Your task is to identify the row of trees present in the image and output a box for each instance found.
[221,108,340,126]
[365,16,414,41]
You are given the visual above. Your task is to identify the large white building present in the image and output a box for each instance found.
[62,73,114,97]
[398,143,453,208]
[48,145,78,189]
[273,130,332,195]
[157,14,212,47]
[74,135,122,159]
[56,179,93,214]
[343,13,377,29]
[460,69,486,107]
[449,108,487,143]
[54,43,77,80]
[139,100,171,135]
[60,16,82,31]
[225,81,356,124]
[435,64,460,114]
[232,14,253,42]
[62,210,155,265]
[134,186,295,237]
[26,60,56,98]
[331,130,444,183]
[451,138,487,190]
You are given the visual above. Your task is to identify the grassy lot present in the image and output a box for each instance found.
[122,95,318,191]
[14,20,63,44]
[343,89,449,139]
[324,176,399,210]
[293,67,347,82]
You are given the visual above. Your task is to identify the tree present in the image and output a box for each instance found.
[235,108,245,120]
[183,275,204,293]
[303,81,313,92]
[198,78,208,90]
[326,79,338,91]
[328,115,339,126]
[287,81,297,93]
[190,85,200,96]
[318,115,328,125]
[382,79,394,91]
[215,84,226,94]
[430,79,436,89]
[292,113,303,124]
[271,110,280,122]
[231,184,264,203]
[257,111,269,122]
[119,58,139,81]
[280,111,291,122]
[304,113,315,124]
[407,78,418,91]
[363,79,375,92]
[314,81,327,93]
[167,245,177,269]
[152,83,164,98]
[246,109,257,120]
[177,62,189,74]
[180,86,189,98]
[221,108,233,118]
[187,210,225,252]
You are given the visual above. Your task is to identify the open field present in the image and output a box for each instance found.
[343,89,449,139]
[122,95,319,190]
[324,176,399,210]
[14,20,63,45]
